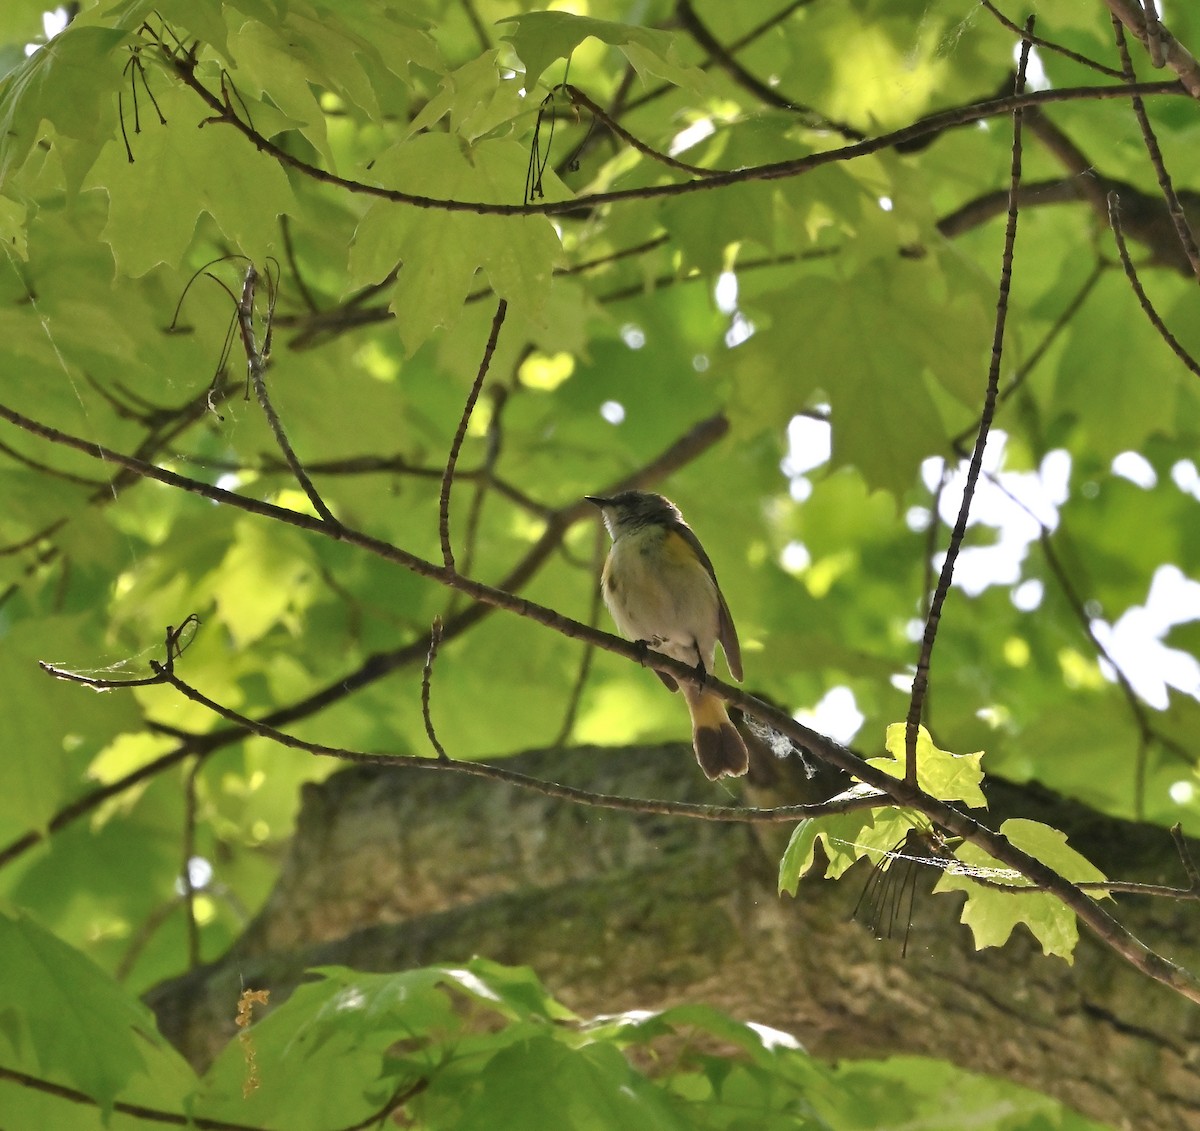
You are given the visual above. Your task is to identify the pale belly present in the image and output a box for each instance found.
[603,531,719,667]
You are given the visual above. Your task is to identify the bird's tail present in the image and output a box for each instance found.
[684,686,749,780]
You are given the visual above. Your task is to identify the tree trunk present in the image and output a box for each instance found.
[145,743,1200,1130]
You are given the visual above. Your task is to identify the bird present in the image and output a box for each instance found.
[585,490,749,780]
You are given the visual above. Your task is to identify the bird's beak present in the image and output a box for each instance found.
[584,495,609,508]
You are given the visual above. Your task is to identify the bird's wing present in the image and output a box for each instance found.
[673,520,743,682]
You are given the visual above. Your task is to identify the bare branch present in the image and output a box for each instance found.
[1103,0,1200,96]
[142,25,1182,216]
[982,1,1123,78]
[1110,18,1200,281]
[905,25,1033,787]
[439,298,507,571]
[0,407,732,868]
[238,265,340,527]
[674,0,863,138]
[1172,823,1200,890]
[421,617,450,762]
[0,1061,417,1131]
[147,658,885,825]
[1107,193,1200,378]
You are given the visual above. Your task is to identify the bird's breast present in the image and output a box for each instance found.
[602,527,719,652]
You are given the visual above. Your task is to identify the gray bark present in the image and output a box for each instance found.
[145,743,1200,1130]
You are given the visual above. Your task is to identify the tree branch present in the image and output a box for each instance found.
[0,406,731,867]
[144,26,1181,215]
[1103,0,1200,96]
[439,298,507,571]
[905,26,1032,787]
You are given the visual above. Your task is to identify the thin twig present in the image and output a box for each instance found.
[148,659,884,825]
[949,263,1105,451]
[980,0,1123,78]
[439,298,507,571]
[1103,0,1200,96]
[458,0,491,53]
[905,23,1033,787]
[238,265,340,527]
[0,437,104,487]
[421,617,450,762]
[0,407,732,869]
[561,83,728,176]
[553,519,608,746]
[1171,823,1200,890]
[143,25,1182,216]
[182,758,201,969]
[674,0,864,138]
[1142,0,1165,68]
[1107,193,1200,378]
[0,1062,420,1131]
[1111,19,1200,281]
[452,383,515,602]
[279,214,319,314]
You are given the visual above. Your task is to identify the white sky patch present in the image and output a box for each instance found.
[1091,565,1200,709]
[599,400,625,425]
[746,1021,803,1051]
[789,477,813,503]
[1171,780,1195,804]
[781,540,810,573]
[725,312,755,348]
[25,6,69,53]
[905,505,931,532]
[1172,459,1200,499]
[715,271,739,314]
[1011,578,1044,611]
[783,413,832,479]
[620,323,645,349]
[795,685,864,744]
[669,117,715,156]
[174,856,213,895]
[1112,450,1157,489]
[878,195,894,211]
[924,436,1070,596]
[1015,43,1051,91]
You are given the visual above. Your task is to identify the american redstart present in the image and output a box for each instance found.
[585,490,749,779]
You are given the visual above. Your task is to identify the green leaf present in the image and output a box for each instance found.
[0,906,194,1111]
[0,616,141,837]
[456,1036,686,1131]
[195,966,458,1127]
[407,51,527,144]
[85,77,298,273]
[879,723,986,807]
[778,802,924,893]
[934,819,1109,960]
[205,517,318,648]
[349,133,563,352]
[497,11,709,93]
[0,24,129,188]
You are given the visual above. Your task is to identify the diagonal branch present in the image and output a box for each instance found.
[145,25,1181,216]
[1110,18,1200,281]
[238,265,340,527]
[439,298,507,571]
[6,392,1200,1001]
[904,25,1033,787]
[0,407,731,868]
[148,658,882,824]
[1103,0,1200,97]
